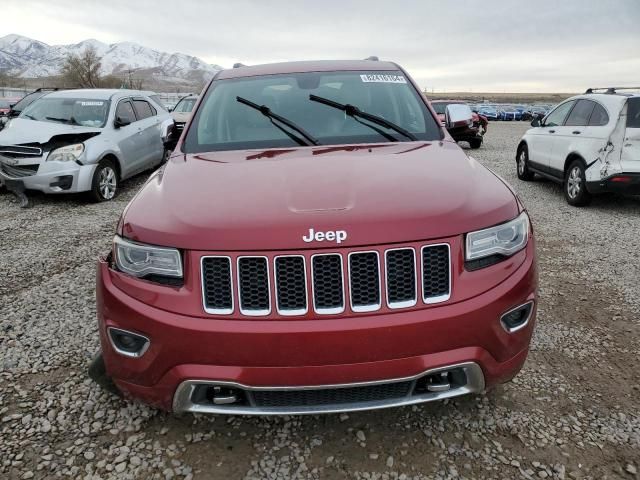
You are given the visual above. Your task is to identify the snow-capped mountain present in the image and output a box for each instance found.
[0,34,222,82]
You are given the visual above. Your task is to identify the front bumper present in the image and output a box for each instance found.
[0,159,97,194]
[97,242,537,414]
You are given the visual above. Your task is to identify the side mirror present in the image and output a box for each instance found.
[168,107,174,113]
[444,104,473,129]
[114,116,131,128]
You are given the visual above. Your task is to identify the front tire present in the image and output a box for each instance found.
[516,145,535,181]
[88,352,121,397]
[89,159,119,202]
[564,160,592,206]
[469,138,482,149]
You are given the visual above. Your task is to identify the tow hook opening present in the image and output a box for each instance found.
[108,327,150,358]
[413,367,468,394]
[500,301,534,333]
[192,385,248,406]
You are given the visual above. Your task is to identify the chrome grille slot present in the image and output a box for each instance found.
[311,254,344,314]
[237,257,271,315]
[201,243,451,317]
[275,256,307,315]
[422,244,451,303]
[201,257,233,314]
[385,248,417,308]
[348,251,381,312]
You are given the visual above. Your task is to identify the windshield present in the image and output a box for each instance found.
[174,97,197,113]
[431,103,447,115]
[10,91,46,113]
[20,97,110,127]
[184,71,441,153]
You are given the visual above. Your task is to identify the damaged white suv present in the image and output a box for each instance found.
[516,88,640,206]
[0,89,172,205]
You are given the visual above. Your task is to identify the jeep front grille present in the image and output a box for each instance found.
[201,243,451,317]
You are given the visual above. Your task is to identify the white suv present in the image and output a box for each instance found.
[516,88,640,206]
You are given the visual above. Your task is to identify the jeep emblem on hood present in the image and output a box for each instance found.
[302,228,347,244]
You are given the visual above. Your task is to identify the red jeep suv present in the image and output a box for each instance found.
[93,60,537,415]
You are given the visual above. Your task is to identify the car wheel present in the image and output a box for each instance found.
[89,159,119,202]
[564,160,592,206]
[469,138,482,149]
[516,145,535,181]
[88,352,122,397]
[162,148,171,164]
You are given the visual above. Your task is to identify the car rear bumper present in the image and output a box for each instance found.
[97,243,537,414]
[587,173,640,195]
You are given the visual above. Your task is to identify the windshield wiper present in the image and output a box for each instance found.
[45,116,79,125]
[236,96,319,146]
[309,94,417,141]
[22,113,36,120]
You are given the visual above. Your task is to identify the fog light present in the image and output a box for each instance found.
[50,175,73,190]
[108,327,150,358]
[500,301,534,333]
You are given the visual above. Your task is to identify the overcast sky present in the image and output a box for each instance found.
[3,0,639,92]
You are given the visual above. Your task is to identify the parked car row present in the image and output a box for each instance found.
[473,103,553,122]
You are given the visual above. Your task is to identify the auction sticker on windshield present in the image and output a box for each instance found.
[360,74,407,83]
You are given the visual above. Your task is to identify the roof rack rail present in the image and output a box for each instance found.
[364,56,379,61]
[233,63,246,68]
[585,87,640,94]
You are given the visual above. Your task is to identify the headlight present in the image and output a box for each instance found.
[466,211,530,262]
[47,143,84,162]
[113,236,183,278]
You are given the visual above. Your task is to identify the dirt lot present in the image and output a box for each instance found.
[1,122,639,480]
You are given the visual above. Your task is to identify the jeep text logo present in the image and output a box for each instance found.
[302,228,347,244]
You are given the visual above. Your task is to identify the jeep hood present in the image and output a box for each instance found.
[0,118,102,145]
[120,141,519,251]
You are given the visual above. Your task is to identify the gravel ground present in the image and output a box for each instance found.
[1,122,639,480]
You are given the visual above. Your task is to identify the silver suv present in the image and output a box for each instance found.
[0,89,172,203]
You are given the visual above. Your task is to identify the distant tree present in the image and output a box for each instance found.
[0,70,19,87]
[61,46,102,88]
[100,74,122,89]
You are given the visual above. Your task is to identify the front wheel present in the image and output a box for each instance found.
[89,159,119,202]
[564,160,592,206]
[162,148,171,164]
[469,138,482,149]
[516,145,535,181]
